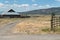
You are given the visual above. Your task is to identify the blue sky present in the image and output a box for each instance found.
[0,0,60,12]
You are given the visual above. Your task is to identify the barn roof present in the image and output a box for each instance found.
[8,9,15,12]
[0,9,20,15]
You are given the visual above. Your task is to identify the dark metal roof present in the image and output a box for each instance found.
[8,9,15,12]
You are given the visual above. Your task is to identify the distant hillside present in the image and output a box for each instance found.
[19,7,60,15]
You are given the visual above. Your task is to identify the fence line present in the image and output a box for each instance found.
[51,13,60,32]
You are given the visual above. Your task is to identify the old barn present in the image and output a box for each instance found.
[0,9,30,18]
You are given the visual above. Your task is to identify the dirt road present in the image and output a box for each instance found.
[0,34,60,40]
[0,20,22,35]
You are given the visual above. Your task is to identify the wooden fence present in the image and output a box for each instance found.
[51,13,60,32]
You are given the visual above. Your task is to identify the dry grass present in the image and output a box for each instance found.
[12,15,52,34]
[0,18,23,27]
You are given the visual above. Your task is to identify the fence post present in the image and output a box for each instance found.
[51,13,55,32]
[59,17,60,27]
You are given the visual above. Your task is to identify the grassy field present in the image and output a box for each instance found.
[12,15,53,34]
[0,18,25,27]
[0,15,60,34]
[0,18,15,25]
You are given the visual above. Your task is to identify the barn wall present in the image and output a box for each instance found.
[0,15,30,18]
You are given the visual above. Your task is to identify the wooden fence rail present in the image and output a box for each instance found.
[51,13,60,32]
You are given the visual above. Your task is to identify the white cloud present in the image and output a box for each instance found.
[13,4,19,7]
[13,4,29,8]
[45,5,50,7]
[1,3,29,8]
[55,0,60,1]
[32,4,38,7]
[0,3,57,12]
[32,0,36,2]
[0,3,4,7]
[38,5,54,9]
[13,4,21,7]
[20,4,29,7]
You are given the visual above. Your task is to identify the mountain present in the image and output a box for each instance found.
[0,7,60,15]
[18,7,60,15]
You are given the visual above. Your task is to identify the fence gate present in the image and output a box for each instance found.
[51,13,60,32]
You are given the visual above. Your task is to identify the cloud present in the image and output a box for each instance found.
[31,4,53,9]
[32,0,36,2]
[55,0,60,1]
[38,5,54,9]
[13,4,29,8]
[32,4,38,7]
[0,3,57,12]
[20,4,29,7]
[45,5,51,8]
[0,3,4,7]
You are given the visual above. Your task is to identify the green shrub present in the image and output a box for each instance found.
[42,28,50,32]
[55,27,60,32]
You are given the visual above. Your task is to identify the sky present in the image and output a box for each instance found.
[0,0,60,12]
